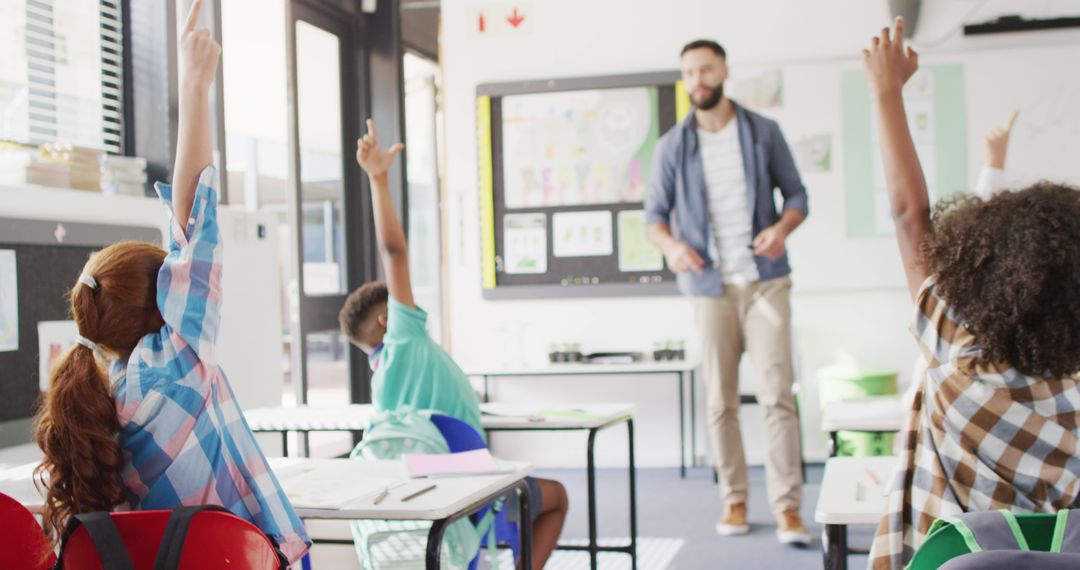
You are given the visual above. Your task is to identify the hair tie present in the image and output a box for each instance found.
[78,274,98,290]
[74,335,98,352]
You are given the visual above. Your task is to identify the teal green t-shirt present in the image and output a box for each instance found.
[371,297,484,438]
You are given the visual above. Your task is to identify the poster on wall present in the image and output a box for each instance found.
[0,250,17,352]
[37,321,79,390]
[500,86,660,209]
[552,211,612,258]
[843,65,966,237]
[617,210,664,271]
[794,134,832,173]
[731,69,783,109]
[503,213,547,274]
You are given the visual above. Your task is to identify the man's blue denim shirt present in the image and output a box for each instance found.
[645,101,809,296]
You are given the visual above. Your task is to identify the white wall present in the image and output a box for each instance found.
[440,0,1080,467]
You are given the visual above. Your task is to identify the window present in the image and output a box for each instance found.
[0,0,125,154]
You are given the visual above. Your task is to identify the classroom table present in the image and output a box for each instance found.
[270,457,533,570]
[481,402,638,570]
[464,359,701,478]
[821,396,905,457]
[0,447,532,570]
[245,402,640,570]
[814,455,897,570]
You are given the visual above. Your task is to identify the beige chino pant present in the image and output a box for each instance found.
[692,275,802,512]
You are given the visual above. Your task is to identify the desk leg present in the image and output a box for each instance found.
[829,430,839,458]
[483,375,490,403]
[426,518,450,570]
[627,419,638,570]
[281,431,289,458]
[822,523,848,570]
[518,479,534,570]
[690,369,697,469]
[587,428,599,570]
[678,371,686,479]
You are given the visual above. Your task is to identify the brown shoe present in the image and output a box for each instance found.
[775,509,811,546]
[715,502,750,536]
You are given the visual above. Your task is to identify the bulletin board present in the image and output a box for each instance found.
[476,72,688,299]
[0,218,161,444]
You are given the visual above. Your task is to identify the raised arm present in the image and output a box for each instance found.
[172,0,219,232]
[356,119,414,307]
[976,110,1018,198]
[863,17,931,300]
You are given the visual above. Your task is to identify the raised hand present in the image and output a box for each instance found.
[356,119,405,178]
[862,17,919,96]
[179,0,221,95]
[984,110,1019,169]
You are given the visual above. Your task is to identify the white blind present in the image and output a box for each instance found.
[4,0,124,154]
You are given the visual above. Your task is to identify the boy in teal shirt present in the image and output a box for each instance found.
[339,120,567,569]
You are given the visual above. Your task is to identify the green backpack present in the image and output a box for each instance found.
[908,509,1080,570]
[349,407,496,570]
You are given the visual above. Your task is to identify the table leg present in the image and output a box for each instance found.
[678,371,686,479]
[587,427,599,570]
[690,369,697,468]
[627,419,638,570]
[483,375,490,403]
[281,431,289,458]
[829,430,839,457]
[822,523,848,570]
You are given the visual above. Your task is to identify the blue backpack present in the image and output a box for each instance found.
[349,407,497,570]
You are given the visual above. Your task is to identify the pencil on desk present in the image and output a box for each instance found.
[401,483,437,502]
[865,467,881,485]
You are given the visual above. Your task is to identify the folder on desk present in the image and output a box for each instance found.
[403,449,509,478]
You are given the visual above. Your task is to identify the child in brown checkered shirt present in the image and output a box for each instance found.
[862,17,1080,569]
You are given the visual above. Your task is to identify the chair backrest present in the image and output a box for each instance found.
[429,414,487,453]
[59,508,283,570]
[429,414,520,570]
[0,491,56,570]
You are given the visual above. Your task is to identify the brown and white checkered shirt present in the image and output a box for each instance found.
[869,276,1080,568]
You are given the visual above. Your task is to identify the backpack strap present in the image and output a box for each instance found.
[1051,510,1080,553]
[941,511,1030,553]
[54,512,136,570]
[152,505,230,570]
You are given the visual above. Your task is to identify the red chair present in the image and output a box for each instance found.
[58,506,285,570]
[0,491,56,570]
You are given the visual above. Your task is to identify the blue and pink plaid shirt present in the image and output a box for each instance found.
[110,166,310,562]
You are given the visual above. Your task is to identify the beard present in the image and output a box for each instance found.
[693,83,725,111]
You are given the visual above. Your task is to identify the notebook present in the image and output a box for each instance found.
[403,448,510,478]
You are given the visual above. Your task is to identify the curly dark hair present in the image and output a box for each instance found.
[339,281,389,344]
[922,181,1080,378]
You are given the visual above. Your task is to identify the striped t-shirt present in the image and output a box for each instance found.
[698,121,759,284]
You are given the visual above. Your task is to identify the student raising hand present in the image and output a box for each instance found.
[179,0,220,91]
[862,16,919,95]
[356,119,405,178]
[861,16,932,300]
[984,110,1019,170]
[172,0,220,232]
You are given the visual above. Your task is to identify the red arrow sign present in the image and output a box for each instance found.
[506,7,525,28]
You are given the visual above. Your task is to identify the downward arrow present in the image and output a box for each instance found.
[506,7,525,28]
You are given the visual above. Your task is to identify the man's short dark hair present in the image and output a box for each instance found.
[681,39,726,59]
[339,281,388,343]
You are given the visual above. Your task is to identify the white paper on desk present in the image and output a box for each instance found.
[282,463,396,509]
[479,402,547,418]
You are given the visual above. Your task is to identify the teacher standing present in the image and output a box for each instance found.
[645,39,810,545]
